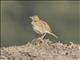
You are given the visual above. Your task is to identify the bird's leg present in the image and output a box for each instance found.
[40,33,46,39]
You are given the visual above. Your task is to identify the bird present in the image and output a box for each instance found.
[29,15,58,39]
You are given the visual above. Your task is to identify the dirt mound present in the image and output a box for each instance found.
[0,38,80,60]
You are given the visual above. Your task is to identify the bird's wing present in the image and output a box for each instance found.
[40,20,52,32]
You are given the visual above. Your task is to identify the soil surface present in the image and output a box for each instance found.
[0,38,80,60]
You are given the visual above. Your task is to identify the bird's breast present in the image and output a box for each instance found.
[32,25,42,34]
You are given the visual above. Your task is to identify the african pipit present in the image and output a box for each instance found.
[30,15,58,39]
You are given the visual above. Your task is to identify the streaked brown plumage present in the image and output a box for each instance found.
[30,15,58,39]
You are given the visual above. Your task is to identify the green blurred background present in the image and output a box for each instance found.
[1,1,80,47]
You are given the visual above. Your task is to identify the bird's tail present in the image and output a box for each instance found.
[48,32,58,38]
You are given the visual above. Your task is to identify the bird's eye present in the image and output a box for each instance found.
[34,20,37,22]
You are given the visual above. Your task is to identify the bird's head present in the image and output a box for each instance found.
[29,15,40,22]
[29,15,40,25]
